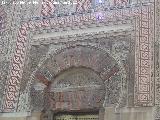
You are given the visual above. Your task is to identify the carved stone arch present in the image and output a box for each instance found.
[34,45,122,79]
[35,44,126,81]
[31,44,127,112]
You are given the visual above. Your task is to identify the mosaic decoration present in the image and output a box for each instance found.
[41,0,56,16]
[0,16,3,34]
[134,4,155,106]
[105,73,121,105]
[50,68,105,110]
[0,6,8,112]
[40,0,130,17]
[0,6,7,57]
[31,88,45,111]
[2,1,155,112]
[112,0,128,6]
[2,22,31,112]
[31,44,123,111]
[37,46,118,77]
[0,6,6,35]
[76,0,92,12]
[29,32,130,111]
[154,0,160,119]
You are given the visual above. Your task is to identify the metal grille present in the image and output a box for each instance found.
[54,113,99,120]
